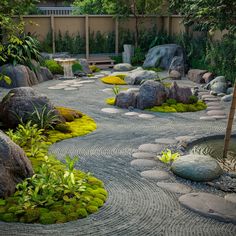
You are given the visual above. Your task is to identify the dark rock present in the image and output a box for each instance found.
[187,69,207,83]
[0,87,63,128]
[0,131,34,198]
[78,59,92,74]
[143,44,186,71]
[115,91,137,109]
[168,81,193,104]
[136,80,167,109]
[171,154,223,181]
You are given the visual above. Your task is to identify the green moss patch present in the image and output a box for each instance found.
[105,97,116,105]
[101,76,127,85]
[0,108,107,224]
[147,101,207,113]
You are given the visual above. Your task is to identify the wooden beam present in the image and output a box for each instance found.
[50,15,55,54]
[85,15,89,60]
[223,81,236,158]
[115,18,119,55]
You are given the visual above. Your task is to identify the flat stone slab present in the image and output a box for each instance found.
[138,143,163,153]
[175,136,195,142]
[179,192,236,224]
[199,116,216,121]
[77,80,95,84]
[70,84,83,87]
[212,115,227,119]
[207,110,226,116]
[102,88,113,94]
[155,138,177,145]
[201,95,216,99]
[225,193,236,204]
[141,170,170,180]
[203,97,220,102]
[132,152,156,159]
[206,106,224,111]
[138,114,155,119]
[48,86,67,90]
[157,182,191,194]
[62,80,76,83]
[124,112,140,116]
[64,87,78,91]
[127,88,140,92]
[101,108,122,114]
[130,159,157,168]
[206,102,221,106]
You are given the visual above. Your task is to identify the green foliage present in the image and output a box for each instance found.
[105,97,116,105]
[131,47,146,66]
[43,59,63,74]
[111,55,122,64]
[72,63,82,73]
[40,31,53,53]
[166,98,177,106]
[89,65,101,73]
[158,149,180,164]
[188,95,198,104]
[112,85,121,95]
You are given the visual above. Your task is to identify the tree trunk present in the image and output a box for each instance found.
[223,81,236,158]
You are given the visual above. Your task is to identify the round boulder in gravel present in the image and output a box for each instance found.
[171,154,223,181]
[157,182,191,194]
[221,94,233,102]
[208,76,227,94]
[0,131,34,198]
[115,91,137,109]
[130,159,157,168]
[113,63,133,71]
[141,170,170,180]
[227,87,234,94]
[179,192,236,224]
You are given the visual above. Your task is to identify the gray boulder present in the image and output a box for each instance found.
[78,59,92,74]
[171,154,223,181]
[168,81,193,104]
[0,87,63,128]
[115,91,137,109]
[221,94,233,102]
[208,76,227,94]
[136,80,167,109]
[187,69,208,83]
[227,87,234,94]
[126,68,158,85]
[143,44,186,71]
[169,70,181,80]
[113,63,133,71]
[168,56,186,76]
[0,131,34,198]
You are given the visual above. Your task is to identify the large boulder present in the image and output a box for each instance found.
[113,63,133,71]
[0,131,34,198]
[143,44,186,71]
[78,59,92,74]
[168,56,186,76]
[168,81,193,103]
[115,91,137,108]
[0,87,63,128]
[171,154,223,182]
[187,69,208,83]
[136,80,168,109]
[0,64,53,88]
[125,67,158,85]
[208,76,227,94]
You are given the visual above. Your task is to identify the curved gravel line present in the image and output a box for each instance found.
[0,78,236,235]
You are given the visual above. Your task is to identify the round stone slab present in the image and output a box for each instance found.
[157,182,191,194]
[206,102,221,106]
[130,159,157,168]
[70,84,83,87]
[203,97,220,101]
[77,80,95,84]
[101,108,122,114]
[64,87,78,91]
[201,95,216,99]
[171,154,223,181]
[179,192,236,224]
[124,112,140,116]
[48,86,66,90]
[155,138,177,145]
[199,116,216,121]
[138,143,163,153]
[207,110,226,116]
[212,115,227,119]
[224,193,236,204]
[141,170,170,180]
[132,152,156,159]
[138,114,155,119]
[206,106,224,111]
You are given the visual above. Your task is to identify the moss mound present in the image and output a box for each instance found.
[101,76,127,85]
[105,97,116,105]
[0,108,107,224]
[147,101,207,113]
[43,59,63,74]
[56,106,83,122]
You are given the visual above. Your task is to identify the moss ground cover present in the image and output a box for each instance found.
[101,76,127,85]
[0,108,107,224]
[105,97,116,105]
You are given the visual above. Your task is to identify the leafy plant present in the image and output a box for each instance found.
[43,59,63,74]
[158,149,180,164]
[72,62,82,73]
[112,85,121,95]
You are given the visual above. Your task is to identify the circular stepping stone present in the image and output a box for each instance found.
[199,116,216,121]
[202,95,216,99]
[179,192,236,224]
[155,138,177,145]
[130,159,157,168]
[62,80,75,83]
[138,114,155,119]
[141,170,170,180]
[224,193,236,204]
[78,80,95,84]
[138,143,163,153]
[70,84,83,87]
[48,86,66,90]
[207,110,226,116]
[124,112,140,116]
[132,152,155,159]
[212,115,227,119]
[64,87,78,91]
[157,182,191,194]
[101,108,122,114]
[203,97,220,101]
[206,102,221,106]
[206,106,224,111]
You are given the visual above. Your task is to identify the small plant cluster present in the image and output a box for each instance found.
[43,59,63,75]
[0,108,106,224]
[158,149,180,164]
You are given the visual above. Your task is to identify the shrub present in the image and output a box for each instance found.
[166,98,177,105]
[72,63,82,73]
[158,149,180,164]
[43,59,63,74]
[188,95,198,104]
[76,208,88,218]
[101,76,127,85]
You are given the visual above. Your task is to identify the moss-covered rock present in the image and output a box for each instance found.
[101,76,127,85]
[1,213,18,222]
[56,107,83,122]
[43,60,63,75]
[54,123,72,133]
[66,212,78,221]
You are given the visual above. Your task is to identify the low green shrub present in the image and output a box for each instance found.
[72,62,82,73]
[188,95,198,104]
[166,98,177,105]
[158,149,180,164]
[43,59,63,74]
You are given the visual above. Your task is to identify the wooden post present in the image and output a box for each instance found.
[223,81,236,158]
[167,16,172,36]
[85,15,89,60]
[115,18,119,55]
[50,15,55,54]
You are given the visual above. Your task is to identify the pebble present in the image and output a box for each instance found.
[141,170,170,180]
[101,108,122,114]
[138,114,155,119]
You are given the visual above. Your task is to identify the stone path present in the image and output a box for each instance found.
[0,72,236,235]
